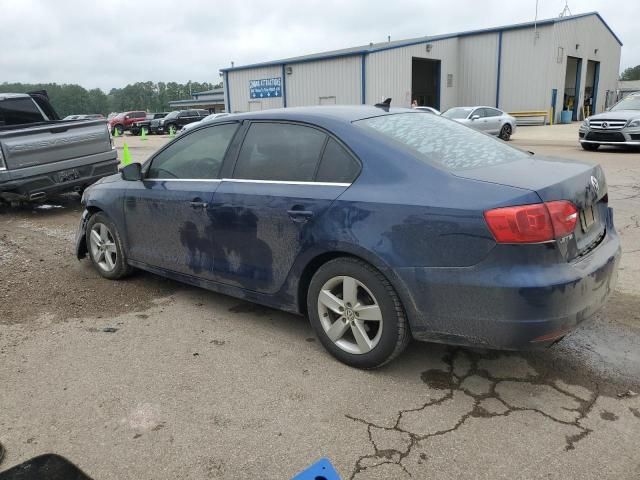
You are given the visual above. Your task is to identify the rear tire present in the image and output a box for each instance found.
[86,212,133,280]
[499,124,512,141]
[307,257,410,369]
[112,125,124,136]
[581,142,600,151]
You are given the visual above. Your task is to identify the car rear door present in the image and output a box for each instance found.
[207,121,359,293]
[123,122,240,274]
[483,108,504,134]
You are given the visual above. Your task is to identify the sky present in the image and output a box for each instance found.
[0,0,637,91]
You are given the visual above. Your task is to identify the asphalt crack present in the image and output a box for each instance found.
[345,348,606,478]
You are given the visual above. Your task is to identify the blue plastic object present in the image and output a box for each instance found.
[291,458,341,480]
[561,110,573,124]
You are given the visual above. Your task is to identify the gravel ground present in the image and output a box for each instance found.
[0,129,639,479]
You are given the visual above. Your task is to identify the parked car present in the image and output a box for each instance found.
[177,113,229,135]
[442,106,516,140]
[156,109,209,134]
[130,112,169,136]
[76,106,619,368]
[0,91,117,203]
[579,92,640,150]
[413,106,441,114]
[108,110,146,135]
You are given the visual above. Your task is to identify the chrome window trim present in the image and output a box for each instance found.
[223,178,351,187]
[143,178,221,182]
[141,177,351,187]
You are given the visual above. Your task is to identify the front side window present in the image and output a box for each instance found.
[233,123,327,181]
[147,123,239,179]
[0,98,44,126]
[356,113,527,171]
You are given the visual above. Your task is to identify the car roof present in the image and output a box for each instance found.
[229,105,413,123]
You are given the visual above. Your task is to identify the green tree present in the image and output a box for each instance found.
[620,65,640,81]
[0,80,217,116]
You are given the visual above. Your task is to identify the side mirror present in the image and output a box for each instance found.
[121,162,142,181]
[471,115,480,121]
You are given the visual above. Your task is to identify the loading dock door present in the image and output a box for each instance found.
[412,58,441,110]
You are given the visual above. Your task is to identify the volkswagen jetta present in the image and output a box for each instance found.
[76,106,620,368]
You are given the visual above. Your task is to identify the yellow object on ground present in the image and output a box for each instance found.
[141,127,147,141]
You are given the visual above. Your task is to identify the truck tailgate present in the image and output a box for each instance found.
[0,120,112,170]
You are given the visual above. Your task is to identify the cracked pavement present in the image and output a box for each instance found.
[1,131,639,479]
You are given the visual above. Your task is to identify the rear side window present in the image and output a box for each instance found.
[316,138,360,183]
[484,108,502,117]
[356,113,527,171]
[147,123,238,179]
[233,123,326,182]
[0,98,44,126]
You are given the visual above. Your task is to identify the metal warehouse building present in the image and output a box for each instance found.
[221,12,621,123]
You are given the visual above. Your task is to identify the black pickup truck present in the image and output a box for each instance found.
[130,112,168,135]
[0,91,118,203]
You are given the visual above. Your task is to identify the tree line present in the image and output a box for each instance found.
[0,81,221,118]
[620,65,640,81]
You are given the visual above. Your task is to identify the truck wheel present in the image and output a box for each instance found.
[112,125,124,136]
[86,212,133,280]
[581,143,599,151]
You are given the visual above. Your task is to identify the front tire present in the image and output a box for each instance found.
[499,123,512,141]
[581,142,599,151]
[307,257,410,369]
[112,125,124,136]
[86,212,133,280]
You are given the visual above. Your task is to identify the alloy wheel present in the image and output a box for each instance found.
[89,223,118,272]
[317,275,383,355]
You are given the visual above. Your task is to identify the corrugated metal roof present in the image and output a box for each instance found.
[221,12,621,73]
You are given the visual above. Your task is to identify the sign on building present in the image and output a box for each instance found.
[250,77,282,99]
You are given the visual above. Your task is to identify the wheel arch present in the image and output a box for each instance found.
[295,250,416,329]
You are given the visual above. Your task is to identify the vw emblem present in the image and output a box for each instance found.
[601,122,609,129]
[590,176,600,194]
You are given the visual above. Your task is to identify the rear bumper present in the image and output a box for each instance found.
[397,208,621,349]
[0,149,118,200]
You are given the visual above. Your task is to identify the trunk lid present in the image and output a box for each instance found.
[454,156,607,259]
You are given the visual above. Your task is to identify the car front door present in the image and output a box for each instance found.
[469,108,490,132]
[123,122,240,275]
[207,121,360,294]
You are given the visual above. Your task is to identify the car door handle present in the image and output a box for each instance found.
[189,200,208,209]
[287,209,314,222]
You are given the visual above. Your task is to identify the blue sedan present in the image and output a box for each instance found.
[76,106,620,368]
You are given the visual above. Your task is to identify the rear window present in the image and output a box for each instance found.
[355,113,527,171]
[0,97,44,126]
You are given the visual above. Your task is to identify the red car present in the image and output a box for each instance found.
[108,111,146,135]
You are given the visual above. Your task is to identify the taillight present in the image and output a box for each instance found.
[484,201,578,244]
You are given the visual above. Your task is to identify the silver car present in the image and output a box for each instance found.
[178,113,229,135]
[579,92,640,151]
[442,106,516,141]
